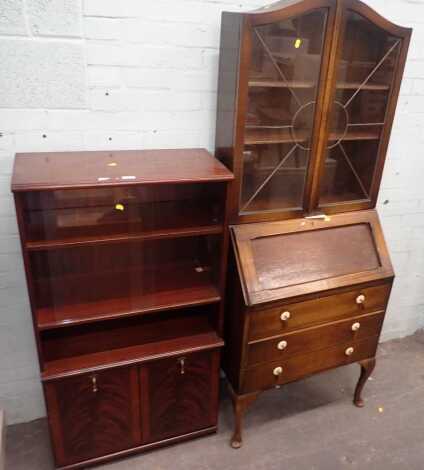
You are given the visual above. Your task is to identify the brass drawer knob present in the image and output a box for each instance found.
[280,311,291,321]
[273,366,283,376]
[351,322,361,332]
[356,294,365,304]
[345,347,354,356]
[277,340,288,350]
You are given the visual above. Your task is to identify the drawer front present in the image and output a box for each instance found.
[248,283,391,341]
[241,336,379,394]
[247,312,384,366]
[44,366,141,468]
[140,349,220,443]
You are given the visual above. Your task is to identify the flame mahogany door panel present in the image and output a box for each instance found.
[44,367,141,468]
[141,350,220,443]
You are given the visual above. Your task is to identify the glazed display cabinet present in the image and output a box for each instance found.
[216,0,411,223]
[11,149,233,468]
[215,0,411,448]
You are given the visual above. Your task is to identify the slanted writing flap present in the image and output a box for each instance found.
[231,209,393,306]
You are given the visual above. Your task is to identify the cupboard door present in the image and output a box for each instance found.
[141,350,220,443]
[44,367,141,467]
[239,6,332,216]
[318,1,411,210]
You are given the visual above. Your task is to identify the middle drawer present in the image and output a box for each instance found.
[246,311,384,367]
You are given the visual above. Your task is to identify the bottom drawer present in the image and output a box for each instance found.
[241,336,378,393]
[140,349,221,443]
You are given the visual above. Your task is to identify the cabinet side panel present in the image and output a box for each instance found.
[215,12,242,171]
[222,245,248,392]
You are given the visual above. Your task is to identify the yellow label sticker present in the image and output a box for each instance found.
[107,162,117,167]
[115,203,124,211]
[294,38,302,49]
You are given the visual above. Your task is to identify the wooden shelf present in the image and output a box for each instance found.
[42,331,224,381]
[249,79,315,89]
[245,128,380,145]
[26,225,223,251]
[337,82,389,91]
[248,79,389,91]
[36,263,221,330]
[25,200,222,250]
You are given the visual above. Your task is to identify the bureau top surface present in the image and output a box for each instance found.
[11,148,234,192]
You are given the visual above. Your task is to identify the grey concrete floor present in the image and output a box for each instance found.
[6,331,424,470]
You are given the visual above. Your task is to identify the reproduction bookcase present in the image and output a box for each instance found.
[11,149,233,468]
[215,0,411,448]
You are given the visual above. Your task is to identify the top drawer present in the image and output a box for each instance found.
[248,283,391,341]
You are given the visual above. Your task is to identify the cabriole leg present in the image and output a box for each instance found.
[228,385,258,449]
[354,357,376,408]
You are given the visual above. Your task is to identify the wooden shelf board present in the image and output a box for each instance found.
[26,224,223,251]
[248,79,389,91]
[245,128,380,145]
[37,283,221,330]
[42,331,224,381]
[249,78,390,91]
[249,80,315,89]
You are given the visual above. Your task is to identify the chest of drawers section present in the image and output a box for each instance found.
[224,211,394,448]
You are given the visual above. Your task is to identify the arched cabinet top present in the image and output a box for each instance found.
[340,0,412,38]
[246,0,412,39]
[247,0,336,25]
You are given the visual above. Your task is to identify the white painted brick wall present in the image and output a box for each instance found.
[0,0,423,425]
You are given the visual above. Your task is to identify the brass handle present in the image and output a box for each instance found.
[351,322,361,332]
[345,347,354,356]
[356,294,365,305]
[178,357,186,375]
[277,340,288,350]
[280,311,291,321]
[273,366,283,376]
[91,375,98,393]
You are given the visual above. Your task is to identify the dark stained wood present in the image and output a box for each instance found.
[228,382,259,449]
[37,281,220,330]
[248,283,390,341]
[353,356,376,407]
[45,367,141,467]
[241,335,378,393]
[247,311,384,366]
[11,149,233,192]
[142,350,220,443]
[231,210,393,305]
[43,332,223,382]
[12,148,233,467]
[216,0,405,450]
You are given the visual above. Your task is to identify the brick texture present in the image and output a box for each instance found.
[0,0,423,424]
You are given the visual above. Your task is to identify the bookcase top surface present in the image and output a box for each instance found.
[11,148,233,192]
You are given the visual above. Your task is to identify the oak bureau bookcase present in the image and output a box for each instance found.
[215,0,411,447]
[11,149,233,469]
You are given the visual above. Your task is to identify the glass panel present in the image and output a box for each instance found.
[319,10,401,205]
[22,184,224,245]
[30,235,220,327]
[241,9,328,213]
